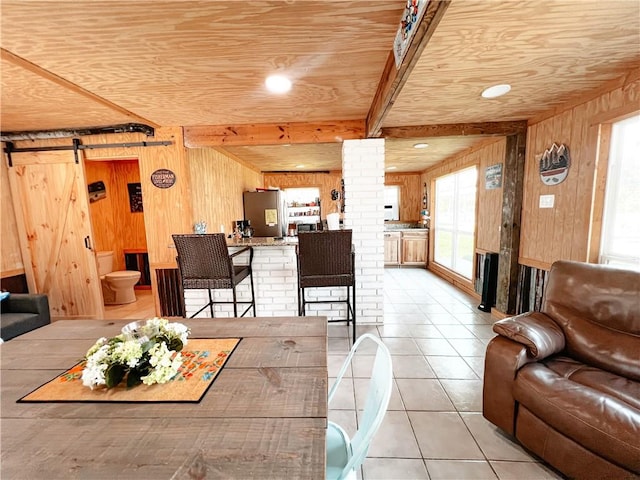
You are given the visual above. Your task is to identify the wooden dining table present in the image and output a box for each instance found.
[0,316,328,479]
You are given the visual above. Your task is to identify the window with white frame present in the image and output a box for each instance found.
[599,114,640,271]
[384,185,400,221]
[433,166,477,279]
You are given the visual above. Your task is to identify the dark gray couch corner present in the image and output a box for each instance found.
[1,293,51,341]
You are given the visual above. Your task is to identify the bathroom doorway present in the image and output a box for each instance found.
[84,157,151,314]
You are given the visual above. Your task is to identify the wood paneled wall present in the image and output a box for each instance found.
[85,159,147,271]
[422,138,505,255]
[520,73,640,269]
[385,172,422,222]
[476,140,505,253]
[188,148,263,234]
[81,127,193,268]
[263,172,343,219]
[1,155,23,277]
[264,171,423,222]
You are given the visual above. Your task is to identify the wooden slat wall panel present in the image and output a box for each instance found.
[385,172,422,222]
[188,148,263,234]
[83,127,192,317]
[263,172,343,219]
[476,139,505,253]
[82,127,192,266]
[1,152,24,275]
[85,161,115,258]
[85,160,147,271]
[421,138,505,254]
[113,161,147,254]
[519,76,640,268]
[155,268,184,317]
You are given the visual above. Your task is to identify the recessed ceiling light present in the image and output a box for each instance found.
[265,75,292,94]
[387,166,397,170]
[413,143,429,149]
[296,164,305,168]
[482,84,511,99]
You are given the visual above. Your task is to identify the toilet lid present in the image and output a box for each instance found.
[105,271,141,278]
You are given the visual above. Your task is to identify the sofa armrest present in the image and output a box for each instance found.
[2,294,51,324]
[483,312,565,436]
[483,337,530,435]
[492,311,565,359]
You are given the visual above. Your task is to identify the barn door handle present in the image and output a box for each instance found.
[84,236,92,250]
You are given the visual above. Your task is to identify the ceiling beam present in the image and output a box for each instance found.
[366,0,451,138]
[1,48,160,129]
[382,120,528,138]
[183,120,366,148]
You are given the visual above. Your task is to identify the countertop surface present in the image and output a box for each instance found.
[227,236,298,247]
[384,222,428,231]
[384,228,429,233]
[226,228,429,246]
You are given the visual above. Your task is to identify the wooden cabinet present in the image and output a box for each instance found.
[385,229,429,267]
[384,232,401,265]
[401,230,428,265]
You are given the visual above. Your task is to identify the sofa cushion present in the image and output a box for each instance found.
[0,312,47,341]
[543,261,640,381]
[513,358,640,472]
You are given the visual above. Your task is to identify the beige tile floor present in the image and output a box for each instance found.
[327,267,565,480]
[105,270,565,479]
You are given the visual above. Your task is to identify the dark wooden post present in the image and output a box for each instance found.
[496,131,526,315]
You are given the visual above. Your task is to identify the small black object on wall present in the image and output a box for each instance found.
[88,181,106,203]
[478,253,499,312]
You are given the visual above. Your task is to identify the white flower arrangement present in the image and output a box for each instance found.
[81,318,190,389]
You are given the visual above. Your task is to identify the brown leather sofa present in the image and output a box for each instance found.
[483,260,639,479]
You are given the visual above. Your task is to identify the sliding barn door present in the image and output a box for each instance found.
[7,149,104,319]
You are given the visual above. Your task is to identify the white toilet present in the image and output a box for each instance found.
[96,251,141,305]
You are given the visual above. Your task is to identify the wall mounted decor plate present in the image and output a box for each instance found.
[539,143,570,185]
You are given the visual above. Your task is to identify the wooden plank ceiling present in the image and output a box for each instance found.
[1,0,639,172]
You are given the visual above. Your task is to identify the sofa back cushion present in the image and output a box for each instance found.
[543,261,640,382]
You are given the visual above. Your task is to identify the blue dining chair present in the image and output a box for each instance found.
[326,334,393,480]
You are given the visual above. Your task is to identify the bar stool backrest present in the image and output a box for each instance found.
[297,230,353,278]
[172,234,233,289]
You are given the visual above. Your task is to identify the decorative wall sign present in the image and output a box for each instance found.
[150,168,176,189]
[393,0,427,68]
[539,143,570,185]
[485,163,503,190]
[127,183,143,212]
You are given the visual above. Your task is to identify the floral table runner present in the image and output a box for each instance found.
[19,338,241,403]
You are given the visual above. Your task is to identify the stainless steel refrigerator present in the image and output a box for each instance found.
[243,190,286,238]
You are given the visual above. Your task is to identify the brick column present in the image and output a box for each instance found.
[342,138,385,324]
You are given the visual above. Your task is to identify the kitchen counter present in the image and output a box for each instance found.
[384,222,427,231]
[227,236,297,247]
[181,236,355,321]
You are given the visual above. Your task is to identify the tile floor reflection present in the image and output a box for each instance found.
[328,267,564,480]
